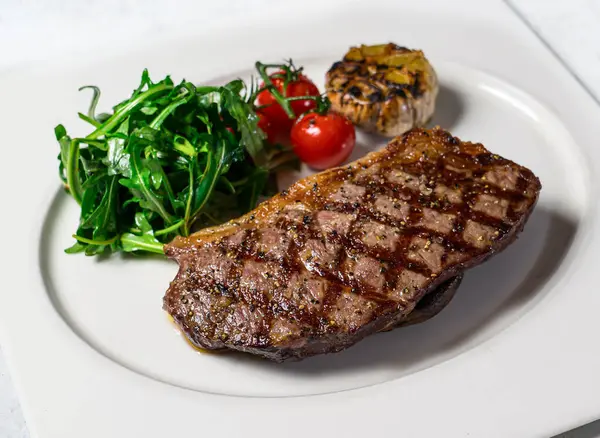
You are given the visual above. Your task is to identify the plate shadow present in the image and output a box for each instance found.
[428,83,465,131]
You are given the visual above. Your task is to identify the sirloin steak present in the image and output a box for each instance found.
[164,127,541,361]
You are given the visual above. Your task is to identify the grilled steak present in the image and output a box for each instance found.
[389,274,462,329]
[164,128,541,361]
[325,43,438,137]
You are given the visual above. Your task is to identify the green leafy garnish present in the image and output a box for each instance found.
[57,69,297,256]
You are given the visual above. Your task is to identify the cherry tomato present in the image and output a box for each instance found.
[257,109,287,145]
[255,71,320,130]
[291,113,356,170]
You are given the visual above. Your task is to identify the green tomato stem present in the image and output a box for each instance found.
[253,62,331,118]
[254,61,296,119]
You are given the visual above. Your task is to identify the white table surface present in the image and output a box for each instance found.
[1,0,599,437]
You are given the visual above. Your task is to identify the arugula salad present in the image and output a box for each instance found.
[56,68,298,255]
[57,61,356,256]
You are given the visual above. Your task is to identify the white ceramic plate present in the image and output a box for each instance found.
[1,0,599,437]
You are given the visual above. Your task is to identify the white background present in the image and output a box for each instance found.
[1,0,599,436]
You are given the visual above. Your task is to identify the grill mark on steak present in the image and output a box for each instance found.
[164,128,541,361]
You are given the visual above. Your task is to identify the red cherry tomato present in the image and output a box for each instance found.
[291,113,356,170]
[255,71,320,130]
[257,109,287,145]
